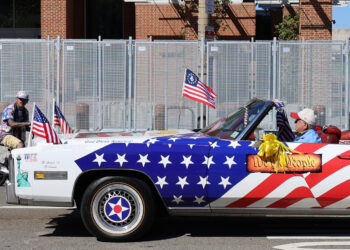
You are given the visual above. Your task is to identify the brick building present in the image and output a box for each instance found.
[0,0,338,40]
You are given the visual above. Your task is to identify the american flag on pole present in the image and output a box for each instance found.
[53,101,74,134]
[182,69,216,109]
[32,105,62,144]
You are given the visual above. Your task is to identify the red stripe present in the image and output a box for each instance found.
[226,174,293,207]
[305,150,350,188]
[183,90,215,105]
[185,84,216,99]
[183,93,215,109]
[183,87,215,102]
[315,180,350,208]
[184,86,215,102]
[197,82,216,98]
[293,143,326,154]
[267,186,315,208]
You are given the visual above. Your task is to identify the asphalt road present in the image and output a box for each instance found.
[2,186,350,250]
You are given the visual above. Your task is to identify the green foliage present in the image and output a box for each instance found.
[214,0,230,35]
[275,13,300,40]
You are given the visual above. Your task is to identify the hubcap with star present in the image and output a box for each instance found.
[104,196,131,223]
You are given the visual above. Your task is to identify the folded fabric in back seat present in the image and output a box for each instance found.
[319,125,341,144]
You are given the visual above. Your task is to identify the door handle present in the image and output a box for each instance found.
[337,155,350,160]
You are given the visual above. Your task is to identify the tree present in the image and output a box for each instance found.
[275,13,300,40]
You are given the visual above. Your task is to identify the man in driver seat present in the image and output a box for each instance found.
[290,108,321,143]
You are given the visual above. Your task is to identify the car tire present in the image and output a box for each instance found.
[80,176,155,241]
[0,173,6,186]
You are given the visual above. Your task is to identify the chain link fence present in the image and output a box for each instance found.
[0,38,349,132]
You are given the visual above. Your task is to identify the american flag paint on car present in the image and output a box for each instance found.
[7,98,350,242]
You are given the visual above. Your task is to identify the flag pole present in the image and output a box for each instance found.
[52,98,55,125]
[28,102,36,147]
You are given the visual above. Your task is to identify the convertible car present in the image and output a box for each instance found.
[5,99,350,241]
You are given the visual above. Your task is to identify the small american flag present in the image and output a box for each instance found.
[53,102,74,134]
[182,69,216,109]
[33,105,61,144]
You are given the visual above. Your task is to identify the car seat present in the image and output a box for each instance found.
[318,125,341,144]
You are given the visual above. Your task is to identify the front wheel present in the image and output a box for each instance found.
[0,173,6,186]
[80,176,155,241]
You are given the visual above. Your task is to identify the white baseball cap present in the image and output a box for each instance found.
[16,90,29,100]
[290,108,316,125]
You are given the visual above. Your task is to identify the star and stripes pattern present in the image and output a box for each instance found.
[74,133,350,209]
[32,105,62,144]
[182,69,216,109]
[53,102,74,134]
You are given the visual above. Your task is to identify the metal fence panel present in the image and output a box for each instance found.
[278,41,345,129]
[207,41,272,126]
[133,41,199,130]
[101,40,127,131]
[61,40,98,131]
[0,39,348,133]
[0,39,54,118]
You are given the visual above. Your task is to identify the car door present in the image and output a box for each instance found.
[207,139,350,211]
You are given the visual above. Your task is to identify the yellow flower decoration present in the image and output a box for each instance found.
[257,133,300,173]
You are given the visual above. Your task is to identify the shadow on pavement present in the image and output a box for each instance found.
[40,209,350,241]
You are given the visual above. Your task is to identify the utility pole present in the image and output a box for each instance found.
[198,0,209,42]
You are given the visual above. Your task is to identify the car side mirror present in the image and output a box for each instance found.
[252,128,265,148]
[254,128,265,141]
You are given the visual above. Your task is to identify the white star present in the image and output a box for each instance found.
[168,137,179,142]
[228,141,241,149]
[218,176,232,189]
[172,195,184,204]
[189,136,199,140]
[137,154,150,167]
[223,156,237,169]
[93,153,106,167]
[197,176,210,189]
[181,155,194,169]
[188,144,195,149]
[168,144,172,148]
[209,141,220,149]
[158,155,172,168]
[108,198,130,219]
[202,155,215,169]
[155,176,168,189]
[147,138,159,147]
[114,153,128,167]
[176,176,189,189]
[194,195,205,205]
[124,142,130,147]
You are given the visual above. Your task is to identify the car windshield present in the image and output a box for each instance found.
[201,99,266,140]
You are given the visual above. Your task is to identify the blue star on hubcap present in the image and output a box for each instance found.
[104,196,131,223]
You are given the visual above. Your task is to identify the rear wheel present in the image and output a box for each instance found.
[80,176,155,241]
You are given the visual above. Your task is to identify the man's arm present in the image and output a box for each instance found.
[7,119,31,128]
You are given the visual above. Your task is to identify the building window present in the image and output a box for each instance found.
[0,0,40,28]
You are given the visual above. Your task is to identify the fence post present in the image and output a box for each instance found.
[200,38,205,128]
[250,37,254,100]
[128,36,132,131]
[301,37,305,106]
[98,36,103,130]
[55,36,61,106]
[47,35,51,116]
[272,37,277,100]
[345,39,349,130]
